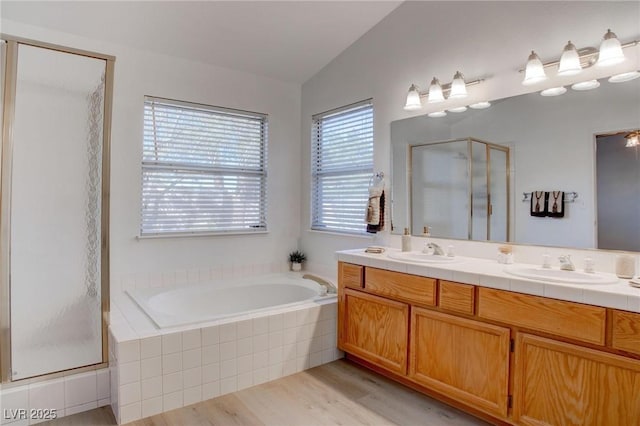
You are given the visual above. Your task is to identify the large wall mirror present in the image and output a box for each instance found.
[391,76,640,252]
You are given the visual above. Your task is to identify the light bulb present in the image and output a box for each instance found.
[571,80,600,91]
[557,41,582,76]
[608,71,640,83]
[597,29,625,66]
[427,77,445,103]
[449,71,468,99]
[469,101,491,109]
[448,106,468,113]
[625,132,639,148]
[428,111,447,118]
[540,87,567,97]
[403,84,422,111]
[522,51,548,85]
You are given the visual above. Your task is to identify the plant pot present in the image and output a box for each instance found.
[291,262,302,272]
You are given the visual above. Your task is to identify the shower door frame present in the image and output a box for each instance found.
[0,35,114,383]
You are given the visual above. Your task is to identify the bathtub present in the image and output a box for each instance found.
[111,271,341,424]
[127,272,334,328]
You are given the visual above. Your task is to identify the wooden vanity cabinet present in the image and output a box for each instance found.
[410,308,511,417]
[340,288,409,375]
[513,333,640,426]
[337,261,640,425]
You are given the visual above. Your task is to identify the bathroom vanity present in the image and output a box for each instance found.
[336,250,640,426]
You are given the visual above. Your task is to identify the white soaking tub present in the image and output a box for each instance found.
[127,273,334,328]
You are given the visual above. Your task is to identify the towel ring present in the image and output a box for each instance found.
[369,172,385,187]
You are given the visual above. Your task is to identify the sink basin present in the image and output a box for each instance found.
[504,266,619,285]
[387,251,460,264]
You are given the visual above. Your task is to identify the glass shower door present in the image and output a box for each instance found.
[8,44,106,380]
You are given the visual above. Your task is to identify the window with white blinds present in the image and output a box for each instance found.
[311,100,373,234]
[141,96,268,236]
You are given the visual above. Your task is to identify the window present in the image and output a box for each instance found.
[141,96,267,236]
[311,100,373,234]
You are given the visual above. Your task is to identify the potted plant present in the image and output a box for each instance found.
[288,250,307,272]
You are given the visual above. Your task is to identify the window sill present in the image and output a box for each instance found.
[307,229,373,239]
[137,230,269,240]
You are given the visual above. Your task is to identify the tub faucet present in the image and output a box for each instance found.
[427,242,445,256]
[558,255,575,271]
[302,274,337,294]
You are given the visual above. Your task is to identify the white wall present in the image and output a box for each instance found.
[1,19,302,295]
[300,1,640,276]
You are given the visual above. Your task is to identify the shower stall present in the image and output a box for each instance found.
[0,36,113,381]
[410,138,510,241]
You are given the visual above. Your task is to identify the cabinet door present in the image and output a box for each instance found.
[513,333,640,426]
[341,288,409,374]
[409,308,510,417]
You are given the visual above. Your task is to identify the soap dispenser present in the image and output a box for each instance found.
[402,228,412,252]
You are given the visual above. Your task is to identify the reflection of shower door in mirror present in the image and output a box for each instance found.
[410,139,509,242]
[488,148,508,241]
[2,41,112,380]
[411,141,470,239]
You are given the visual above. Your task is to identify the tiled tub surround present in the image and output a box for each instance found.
[0,368,110,425]
[109,296,339,424]
[336,248,640,312]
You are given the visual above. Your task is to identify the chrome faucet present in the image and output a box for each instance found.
[558,255,575,271]
[302,274,337,294]
[427,242,445,256]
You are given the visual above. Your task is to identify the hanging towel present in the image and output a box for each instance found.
[530,191,548,217]
[547,191,565,218]
[366,190,385,233]
[366,186,383,225]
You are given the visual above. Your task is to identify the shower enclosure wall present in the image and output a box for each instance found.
[0,36,113,382]
[410,138,510,241]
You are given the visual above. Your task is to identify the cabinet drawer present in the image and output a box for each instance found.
[438,281,475,315]
[339,262,363,289]
[365,267,436,306]
[612,310,640,355]
[477,288,606,345]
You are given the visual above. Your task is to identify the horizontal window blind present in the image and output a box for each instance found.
[311,100,373,234]
[141,96,267,236]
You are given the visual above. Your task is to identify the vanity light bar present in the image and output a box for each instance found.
[404,76,485,111]
[408,78,484,101]
[519,39,639,75]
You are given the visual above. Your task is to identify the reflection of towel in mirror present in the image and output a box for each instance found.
[547,191,565,218]
[366,189,385,233]
[530,191,547,217]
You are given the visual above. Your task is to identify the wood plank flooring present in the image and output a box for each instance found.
[43,360,488,426]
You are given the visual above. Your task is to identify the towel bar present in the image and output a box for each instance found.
[522,192,578,203]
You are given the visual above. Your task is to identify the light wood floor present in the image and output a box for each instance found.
[43,360,488,426]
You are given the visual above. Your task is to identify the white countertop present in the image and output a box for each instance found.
[336,248,640,313]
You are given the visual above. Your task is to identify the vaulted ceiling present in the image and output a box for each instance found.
[1,1,402,83]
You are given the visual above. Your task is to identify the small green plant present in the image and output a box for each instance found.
[288,250,307,263]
